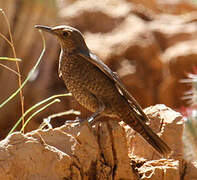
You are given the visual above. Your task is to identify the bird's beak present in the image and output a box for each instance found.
[34,25,55,34]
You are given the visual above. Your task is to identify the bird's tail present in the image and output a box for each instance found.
[127,118,171,156]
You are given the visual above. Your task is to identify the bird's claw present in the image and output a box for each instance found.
[75,117,87,124]
[74,116,95,124]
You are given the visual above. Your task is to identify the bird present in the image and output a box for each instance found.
[35,25,171,156]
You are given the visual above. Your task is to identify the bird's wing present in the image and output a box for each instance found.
[78,51,149,122]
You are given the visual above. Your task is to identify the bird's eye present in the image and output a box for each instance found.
[62,31,69,37]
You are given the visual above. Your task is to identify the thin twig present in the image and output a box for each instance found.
[0,63,21,76]
[8,93,71,135]
[0,33,12,47]
[20,99,61,132]
[0,31,46,109]
[39,109,81,130]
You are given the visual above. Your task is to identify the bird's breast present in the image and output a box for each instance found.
[59,53,129,117]
[59,54,117,97]
[60,55,92,85]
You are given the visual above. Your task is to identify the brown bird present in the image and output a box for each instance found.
[35,25,171,156]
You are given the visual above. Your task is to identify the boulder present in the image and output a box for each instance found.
[0,104,193,180]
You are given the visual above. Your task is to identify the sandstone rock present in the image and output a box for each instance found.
[158,76,192,108]
[125,104,184,160]
[149,14,197,51]
[58,0,155,34]
[85,14,160,64]
[0,132,72,180]
[0,104,195,179]
[183,161,197,180]
[126,0,160,13]
[127,0,197,14]
[162,40,197,79]
[138,159,180,180]
[0,120,137,180]
[121,74,154,107]
[58,0,132,33]
[157,39,197,108]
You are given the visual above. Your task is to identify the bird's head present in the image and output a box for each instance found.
[35,25,88,52]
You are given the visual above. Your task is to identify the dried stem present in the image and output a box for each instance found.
[0,9,25,132]
[0,63,21,76]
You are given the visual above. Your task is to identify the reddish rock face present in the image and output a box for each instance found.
[1,0,197,139]
[1,1,197,178]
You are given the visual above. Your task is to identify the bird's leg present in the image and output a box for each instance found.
[75,99,105,125]
[64,100,105,125]
[87,101,105,125]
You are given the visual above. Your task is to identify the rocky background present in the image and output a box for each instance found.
[0,0,197,137]
[1,0,197,179]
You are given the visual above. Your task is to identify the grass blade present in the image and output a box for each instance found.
[0,57,21,61]
[8,93,71,135]
[0,30,45,108]
[20,99,60,132]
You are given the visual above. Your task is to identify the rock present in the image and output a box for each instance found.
[138,159,180,180]
[162,40,197,78]
[85,14,160,64]
[183,161,197,180]
[125,104,184,160]
[58,0,155,34]
[0,132,72,180]
[149,14,197,51]
[157,40,197,108]
[126,0,197,14]
[58,0,132,33]
[158,76,192,108]
[0,120,136,179]
[0,104,195,179]
[120,74,154,107]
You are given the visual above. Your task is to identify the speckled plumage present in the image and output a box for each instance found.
[60,52,127,116]
[35,25,171,156]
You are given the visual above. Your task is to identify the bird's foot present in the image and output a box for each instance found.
[87,116,95,124]
[75,117,86,123]
[74,116,95,124]
[76,117,93,126]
